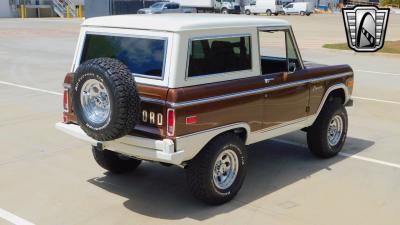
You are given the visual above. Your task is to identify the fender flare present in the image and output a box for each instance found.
[315,83,350,117]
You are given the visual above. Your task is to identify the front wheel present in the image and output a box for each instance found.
[266,9,272,16]
[245,9,251,15]
[92,146,141,174]
[186,133,247,205]
[307,98,348,158]
[221,8,229,14]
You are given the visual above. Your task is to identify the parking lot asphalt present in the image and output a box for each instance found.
[0,15,400,225]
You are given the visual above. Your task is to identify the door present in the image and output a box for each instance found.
[164,3,181,13]
[284,3,294,14]
[214,0,222,10]
[258,28,309,129]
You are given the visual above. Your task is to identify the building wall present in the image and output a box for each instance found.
[0,1,13,18]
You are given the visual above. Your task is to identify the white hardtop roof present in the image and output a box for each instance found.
[83,14,290,32]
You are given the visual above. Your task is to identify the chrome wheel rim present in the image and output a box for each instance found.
[327,115,343,146]
[80,79,111,124]
[213,149,239,190]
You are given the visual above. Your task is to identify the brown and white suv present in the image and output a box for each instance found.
[56,14,354,205]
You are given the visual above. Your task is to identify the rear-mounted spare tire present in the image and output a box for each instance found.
[72,57,140,141]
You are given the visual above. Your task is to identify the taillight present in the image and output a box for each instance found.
[63,88,69,113]
[167,108,175,136]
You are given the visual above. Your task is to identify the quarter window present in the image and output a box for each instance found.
[188,35,252,77]
[81,34,167,78]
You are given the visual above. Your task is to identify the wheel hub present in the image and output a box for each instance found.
[327,115,343,146]
[213,149,239,190]
[80,79,111,124]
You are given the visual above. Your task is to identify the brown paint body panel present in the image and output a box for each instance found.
[63,64,353,141]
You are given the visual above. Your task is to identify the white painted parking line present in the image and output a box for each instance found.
[353,96,400,105]
[354,69,400,77]
[0,208,35,225]
[0,81,62,96]
[273,138,400,169]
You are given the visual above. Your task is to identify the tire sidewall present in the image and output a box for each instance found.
[209,142,247,197]
[72,70,115,132]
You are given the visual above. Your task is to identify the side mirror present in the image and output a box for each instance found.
[288,62,297,73]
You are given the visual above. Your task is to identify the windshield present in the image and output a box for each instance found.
[81,34,167,78]
[150,2,164,9]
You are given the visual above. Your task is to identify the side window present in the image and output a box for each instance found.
[188,35,252,77]
[258,30,301,75]
[168,3,179,9]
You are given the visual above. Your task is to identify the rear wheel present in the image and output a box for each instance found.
[92,146,141,174]
[307,98,348,158]
[186,133,247,205]
[300,11,305,16]
[245,9,251,15]
[266,9,272,16]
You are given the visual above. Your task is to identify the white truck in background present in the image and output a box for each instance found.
[173,0,241,14]
[283,2,313,16]
[244,0,284,16]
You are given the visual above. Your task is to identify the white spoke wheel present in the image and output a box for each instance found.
[186,133,247,205]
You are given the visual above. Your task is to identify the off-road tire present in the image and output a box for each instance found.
[72,58,140,141]
[92,146,141,174]
[266,9,272,16]
[307,98,348,158]
[186,133,247,205]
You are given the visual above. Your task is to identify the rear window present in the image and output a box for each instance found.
[80,34,167,78]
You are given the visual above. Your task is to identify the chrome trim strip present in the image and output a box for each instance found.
[257,116,310,134]
[140,97,166,105]
[167,72,352,108]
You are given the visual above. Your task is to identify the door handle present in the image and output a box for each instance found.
[264,78,275,84]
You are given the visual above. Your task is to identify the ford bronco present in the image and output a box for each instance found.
[56,14,354,205]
